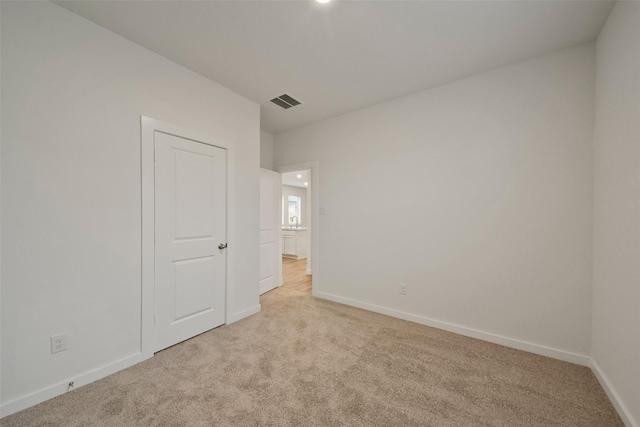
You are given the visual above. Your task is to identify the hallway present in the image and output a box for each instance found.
[281,257,311,294]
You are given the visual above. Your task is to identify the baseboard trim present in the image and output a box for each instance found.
[305,268,312,275]
[228,304,261,324]
[1,352,146,418]
[3,299,631,424]
[590,359,638,427]
[2,303,261,418]
[315,292,590,366]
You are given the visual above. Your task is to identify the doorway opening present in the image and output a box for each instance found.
[281,169,312,294]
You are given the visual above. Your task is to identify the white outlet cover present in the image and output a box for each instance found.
[51,333,68,354]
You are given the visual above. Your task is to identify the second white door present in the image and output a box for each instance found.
[259,168,281,294]
[154,131,227,352]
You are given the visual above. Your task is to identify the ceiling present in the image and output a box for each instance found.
[56,0,614,135]
[282,170,309,188]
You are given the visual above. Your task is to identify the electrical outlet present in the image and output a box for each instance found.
[399,283,407,295]
[51,333,68,354]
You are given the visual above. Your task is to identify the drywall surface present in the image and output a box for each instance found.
[260,130,275,170]
[592,2,640,425]
[275,44,595,360]
[0,0,3,413]
[1,1,259,412]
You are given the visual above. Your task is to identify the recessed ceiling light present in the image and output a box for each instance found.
[304,182,309,186]
[316,0,330,3]
[297,174,302,178]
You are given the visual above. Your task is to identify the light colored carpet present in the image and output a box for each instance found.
[2,285,622,426]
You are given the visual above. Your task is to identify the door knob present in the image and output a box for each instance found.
[218,243,228,250]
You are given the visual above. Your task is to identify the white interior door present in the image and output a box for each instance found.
[154,131,226,351]
[259,168,281,295]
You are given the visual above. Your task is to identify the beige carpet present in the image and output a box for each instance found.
[3,286,622,426]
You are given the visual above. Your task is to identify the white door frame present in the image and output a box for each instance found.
[277,161,320,296]
[141,116,234,359]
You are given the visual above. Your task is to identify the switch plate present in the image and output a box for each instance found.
[51,333,68,354]
[399,283,407,295]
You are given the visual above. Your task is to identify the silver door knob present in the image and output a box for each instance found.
[218,243,228,250]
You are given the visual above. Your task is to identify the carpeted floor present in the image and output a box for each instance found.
[2,274,622,426]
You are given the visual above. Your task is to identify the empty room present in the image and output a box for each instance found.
[1,0,638,426]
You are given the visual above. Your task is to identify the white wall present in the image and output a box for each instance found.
[282,185,308,227]
[0,0,3,412]
[592,2,640,425]
[0,0,3,417]
[274,44,595,363]
[260,130,274,170]
[1,1,260,414]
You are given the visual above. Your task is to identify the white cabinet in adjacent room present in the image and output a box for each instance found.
[282,228,308,259]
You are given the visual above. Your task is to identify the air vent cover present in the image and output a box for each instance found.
[270,94,302,109]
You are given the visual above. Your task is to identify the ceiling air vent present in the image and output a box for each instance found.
[270,94,302,110]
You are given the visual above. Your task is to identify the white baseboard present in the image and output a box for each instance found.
[2,299,632,427]
[305,268,312,275]
[228,304,261,324]
[315,292,590,366]
[590,359,638,427]
[2,303,260,418]
[1,352,146,418]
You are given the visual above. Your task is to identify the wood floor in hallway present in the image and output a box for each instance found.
[281,257,311,294]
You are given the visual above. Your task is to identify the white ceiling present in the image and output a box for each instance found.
[282,170,309,188]
[56,0,614,135]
